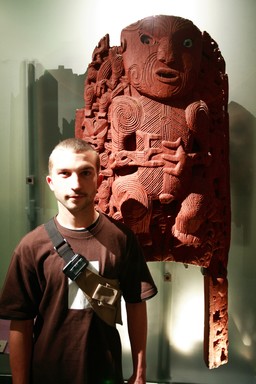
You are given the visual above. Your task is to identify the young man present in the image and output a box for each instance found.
[0,138,157,384]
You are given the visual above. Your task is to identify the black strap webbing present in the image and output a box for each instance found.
[44,218,87,265]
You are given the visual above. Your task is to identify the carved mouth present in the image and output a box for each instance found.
[156,68,179,83]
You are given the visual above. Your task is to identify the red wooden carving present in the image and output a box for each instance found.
[75,15,230,369]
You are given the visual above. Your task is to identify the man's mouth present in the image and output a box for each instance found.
[69,194,84,199]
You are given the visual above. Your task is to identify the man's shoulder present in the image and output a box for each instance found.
[100,213,135,236]
[17,221,52,249]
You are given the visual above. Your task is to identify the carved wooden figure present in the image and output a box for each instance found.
[75,15,230,369]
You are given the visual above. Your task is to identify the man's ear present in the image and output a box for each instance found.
[46,175,54,191]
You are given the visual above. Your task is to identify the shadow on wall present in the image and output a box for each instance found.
[229,101,256,245]
[24,63,85,228]
[27,63,85,175]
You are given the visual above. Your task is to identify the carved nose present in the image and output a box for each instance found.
[157,38,175,65]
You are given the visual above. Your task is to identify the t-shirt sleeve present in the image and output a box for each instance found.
[0,243,42,320]
[119,232,157,303]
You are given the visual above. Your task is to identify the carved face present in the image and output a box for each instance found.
[121,15,202,100]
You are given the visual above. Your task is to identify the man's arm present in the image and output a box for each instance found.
[126,301,147,384]
[9,319,34,384]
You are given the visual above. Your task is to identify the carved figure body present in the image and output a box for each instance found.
[75,15,230,368]
[110,95,213,250]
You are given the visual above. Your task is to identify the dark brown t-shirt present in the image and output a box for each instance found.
[0,213,157,384]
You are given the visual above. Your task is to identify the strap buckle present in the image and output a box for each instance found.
[63,254,89,281]
[92,283,121,306]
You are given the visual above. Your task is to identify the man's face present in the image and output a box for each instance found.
[46,149,100,215]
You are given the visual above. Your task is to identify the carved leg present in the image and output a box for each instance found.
[204,272,228,369]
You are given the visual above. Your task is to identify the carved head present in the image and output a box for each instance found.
[121,15,203,101]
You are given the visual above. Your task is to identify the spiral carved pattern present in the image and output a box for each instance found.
[112,96,142,134]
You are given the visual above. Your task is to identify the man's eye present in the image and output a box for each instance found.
[59,171,69,176]
[82,170,92,176]
[183,38,193,48]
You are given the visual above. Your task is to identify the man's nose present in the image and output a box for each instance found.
[71,173,81,189]
[157,37,175,65]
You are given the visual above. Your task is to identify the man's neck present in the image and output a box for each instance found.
[56,208,99,230]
